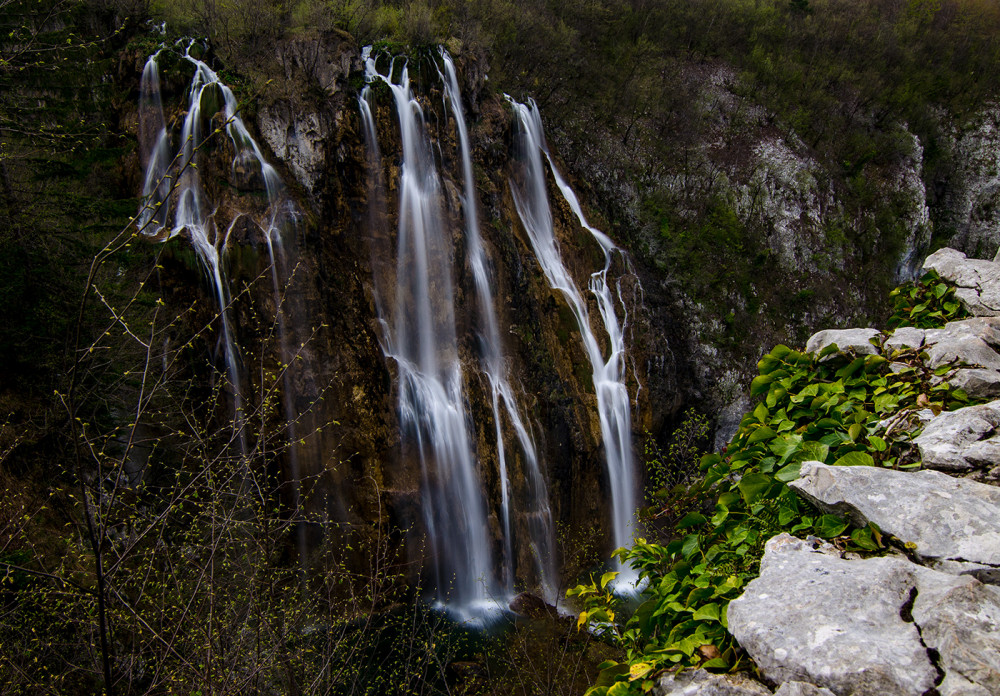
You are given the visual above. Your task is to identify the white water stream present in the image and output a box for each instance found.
[363,52,500,615]
[509,99,639,583]
[137,46,307,559]
[439,51,557,603]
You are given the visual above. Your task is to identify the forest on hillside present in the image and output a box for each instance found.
[2,1,1000,694]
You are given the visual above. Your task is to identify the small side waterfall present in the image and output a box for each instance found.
[509,99,639,579]
[439,51,557,603]
[363,53,499,614]
[138,47,247,446]
[136,45,307,552]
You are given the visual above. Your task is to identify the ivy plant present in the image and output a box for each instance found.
[888,269,969,329]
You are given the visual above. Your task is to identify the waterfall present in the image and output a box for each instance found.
[136,45,306,544]
[138,51,172,234]
[363,52,500,615]
[439,51,557,603]
[509,99,639,582]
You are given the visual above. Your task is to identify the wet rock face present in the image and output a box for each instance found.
[257,31,360,198]
[152,37,682,592]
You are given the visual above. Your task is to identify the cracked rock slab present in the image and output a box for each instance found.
[728,534,1000,696]
[932,559,1000,585]
[727,534,938,696]
[911,572,1000,696]
[914,400,1000,472]
[923,248,1000,317]
[805,329,881,356]
[790,461,1000,566]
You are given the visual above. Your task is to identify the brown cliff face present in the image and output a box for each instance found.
[123,34,682,595]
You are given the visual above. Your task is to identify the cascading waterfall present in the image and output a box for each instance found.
[137,45,308,550]
[138,46,247,448]
[363,52,500,615]
[140,40,640,610]
[509,99,639,581]
[138,51,172,234]
[439,51,557,603]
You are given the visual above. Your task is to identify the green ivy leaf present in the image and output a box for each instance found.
[737,473,772,504]
[747,425,776,444]
[814,514,849,538]
[833,451,874,467]
[677,512,708,530]
[692,603,721,622]
[775,461,802,482]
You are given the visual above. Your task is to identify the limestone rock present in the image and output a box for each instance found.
[804,328,880,356]
[772,684,835,696]
[883,319,1000,398]
[923,326,1000,372]
[715,393,751,452]
[930,559,1000,585]
[653,669,771,696]
[914,401,1000,472]
[937,317,1000,348]
[789,461,1000,566]
[911,572,1000,696]
[947,367,1000,399]
[727,534,938,696]
[883,326,925,353]
[729,534,1000,696]
[923,248,1000,316]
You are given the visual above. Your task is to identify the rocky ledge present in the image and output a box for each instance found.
[657,249,1000,696]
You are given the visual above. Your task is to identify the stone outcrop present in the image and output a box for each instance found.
[728,534,1000,696]
[914,400,1000,476]
[654,669,772,696]
[652,669,837,696]
[805,294,1000,401]
[790,461,1000,568]
[924,247,1000,316]
[804,328,880,356]
[724,248,1000,695]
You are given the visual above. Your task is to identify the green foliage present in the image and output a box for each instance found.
[569,283,979,693]
[888,269,970,328]
[644,409,710,496]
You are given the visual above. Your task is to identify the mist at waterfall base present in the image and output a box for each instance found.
[137,43,642,623]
